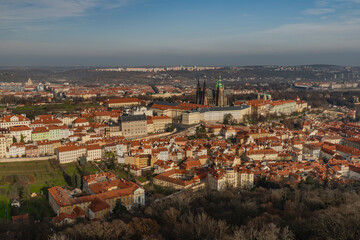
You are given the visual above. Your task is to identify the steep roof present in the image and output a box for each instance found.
[10,125,31,131]
[0,115,29,123]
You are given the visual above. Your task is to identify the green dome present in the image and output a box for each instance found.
[216,75,224,89]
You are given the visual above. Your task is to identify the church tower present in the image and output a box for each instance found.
[215,75,224,107]
[196,78,201,104]
[26,78,33,86]
[202,80,207,105]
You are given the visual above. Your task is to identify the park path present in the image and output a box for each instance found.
[0,156,55,163]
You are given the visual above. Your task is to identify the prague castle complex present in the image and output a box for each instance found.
[196,76,229,107]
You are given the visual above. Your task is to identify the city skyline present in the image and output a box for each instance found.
[1,0,360,66]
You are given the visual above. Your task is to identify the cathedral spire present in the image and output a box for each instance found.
[216,75,224,89]
[202,79,207,105]
[196,78,201,104]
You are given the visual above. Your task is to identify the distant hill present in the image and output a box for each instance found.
[0,64,358,85]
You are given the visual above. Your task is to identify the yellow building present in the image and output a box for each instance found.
[105,98,141,108]
[124,154,154,168]
[120,114,147,138]
[148,115,172,133]
[48,172,145,221]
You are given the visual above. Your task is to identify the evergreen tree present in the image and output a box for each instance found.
[71,172,77,188]
[223,113,234,125]
[126,165,130,178]
[76,174,82,189]
[112,199,127,218]
[20,134,25,143]
[305,176,314,185]
[109,157,116,170]
[18,185,30,200]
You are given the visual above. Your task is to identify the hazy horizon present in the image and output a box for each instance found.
[1,0,360,66]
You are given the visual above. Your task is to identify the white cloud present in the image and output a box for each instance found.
[304,8,335,15]
[163,17,360,55]
[243,19,360,53]
[0,0,132,21]
[315,0,331,7]
[306,0,360,17]
[335,0,360,3]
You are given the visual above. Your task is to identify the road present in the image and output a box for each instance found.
[169,123,200,137]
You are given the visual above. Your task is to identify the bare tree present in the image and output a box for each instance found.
[233,223,294,240]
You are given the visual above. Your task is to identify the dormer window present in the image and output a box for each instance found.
[10,116,18,122]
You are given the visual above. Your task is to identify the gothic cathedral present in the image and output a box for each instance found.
[196,76,228,107]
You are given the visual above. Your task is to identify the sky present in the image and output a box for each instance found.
[1,0,360,66]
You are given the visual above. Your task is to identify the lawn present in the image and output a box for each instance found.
[14,103,98,112]
[112,167,130,179]
[0,190,10,220]
[0,161,71,189]
[13,103,99,118]
[69,162,98,176]
[136,176,148,183]
[0,160,97,219]
[85,164,99,174]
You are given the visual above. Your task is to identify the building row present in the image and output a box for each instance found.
[49,172,145,225]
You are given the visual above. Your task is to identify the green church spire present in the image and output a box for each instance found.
[216,75,224,89]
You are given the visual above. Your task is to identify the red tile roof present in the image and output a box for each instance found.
[106,98,140,104]
[10,125,31,131]
[86,144,101,151]
[88,197,110,212]
[57,145,85,153]
[0,115,29,123]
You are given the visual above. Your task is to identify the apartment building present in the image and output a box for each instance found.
[245,149,278,161]
[36,140,60,156]
[86,144,102,161]
[0,135,7,158]
[56,145,87,164]
[124,154,154,169]
[344,137,360,150]
[105,98,141,108]
[207,168,236,191]
[10,125,32,142]
[0,115,30,128]
[7,143,26,158]
[237,169,254,189]
[0,128,13,148]
[148,115,172,133]
[25,145,39,157]
[119,114,147,138]
[207,167,254,191]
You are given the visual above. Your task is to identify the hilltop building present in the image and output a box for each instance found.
[49,172,145,224]
[119,114,147,138]
[25,78,33,86]
[182,105,250,125]
[196,76,229,107]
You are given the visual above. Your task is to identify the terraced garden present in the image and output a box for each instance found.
[0,160,98,219]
